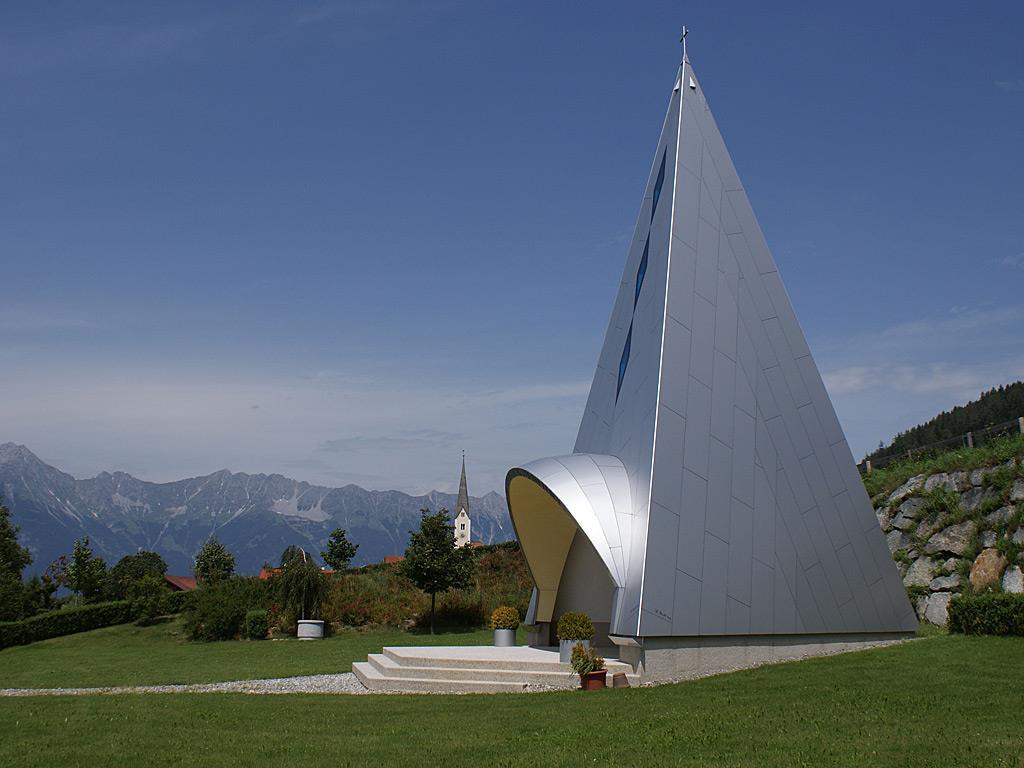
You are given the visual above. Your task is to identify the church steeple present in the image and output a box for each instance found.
[454,452,471,548]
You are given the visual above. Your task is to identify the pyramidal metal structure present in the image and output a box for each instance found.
[506,54,916,656]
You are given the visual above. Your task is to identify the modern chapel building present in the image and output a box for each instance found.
[506,53,916,681]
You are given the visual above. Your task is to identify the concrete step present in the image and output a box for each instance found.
[367,653,583,688]
[381,646,635,676]
[352,661,527,694]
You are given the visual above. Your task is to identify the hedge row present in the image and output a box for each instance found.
[948,593,1024,636]
[0,601,135,650]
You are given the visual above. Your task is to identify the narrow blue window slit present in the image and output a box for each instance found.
[616,323,632,401]
[634,236,649,308]
[651,148,667,220]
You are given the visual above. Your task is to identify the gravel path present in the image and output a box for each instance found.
[0,672,372,697]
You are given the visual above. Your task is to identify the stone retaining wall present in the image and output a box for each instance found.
[874,460,1024,625]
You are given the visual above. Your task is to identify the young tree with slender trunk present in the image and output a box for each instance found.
[399,508,473,635]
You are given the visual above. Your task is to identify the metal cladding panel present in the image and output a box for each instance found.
[513,58,915,641]
[639,60,915,636]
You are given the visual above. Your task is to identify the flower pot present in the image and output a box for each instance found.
[559,638,589,663]
[493,628,516,647]
[297,620,324,639]
[579,670,607,690]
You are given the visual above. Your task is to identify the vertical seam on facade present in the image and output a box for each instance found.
[636,63,686,637]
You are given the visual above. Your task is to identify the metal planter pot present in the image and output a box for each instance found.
[559,638,590,663]
[297,620,325,639]
[493,628,516,647]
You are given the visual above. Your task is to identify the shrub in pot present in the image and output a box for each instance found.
[490,605,519,647]
[556,611,594,662]
[570,642,606,690]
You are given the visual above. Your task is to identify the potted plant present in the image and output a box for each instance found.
[490,606,520,647]
[570,642,606,690]
[556,611,594,662]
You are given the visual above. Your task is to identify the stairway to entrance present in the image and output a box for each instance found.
[352,645,639,694]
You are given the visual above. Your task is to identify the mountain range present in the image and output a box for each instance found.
[0,443,513,576]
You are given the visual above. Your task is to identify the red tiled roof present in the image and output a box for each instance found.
[164,574,197,591]
[383,555,405,564]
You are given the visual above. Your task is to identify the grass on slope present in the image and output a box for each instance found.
[1,634,1023,768]
[862,432,1024,498]
[0,619,522,688]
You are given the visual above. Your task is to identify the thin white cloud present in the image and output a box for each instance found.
[1000,253,1024,269]
[995,79,1024,93]
[818,302,1024,458]
[0,363,585,495]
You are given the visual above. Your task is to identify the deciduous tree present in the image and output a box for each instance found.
[399,508,473,634]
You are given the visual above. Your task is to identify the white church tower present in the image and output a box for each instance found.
[453,453,471,548]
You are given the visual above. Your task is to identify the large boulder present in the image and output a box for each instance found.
[898,497,927,519]
[961,486,998,513]
[1003,565,1024,594]
[925,521,977,556]
[924,473,948,492]
[969,548,1008,591]
[980,530,997,548]
[969,467,994,487]
[892,512,919,532]
[886,529,911,554]
[922,592,953,626]
[903,557,937,588]
[1012,479,1024,503]
[875,508,894,532]
[888,475,926,504]
[929,573,961,591]
[983,505,1015,526]
[948,470,969,492]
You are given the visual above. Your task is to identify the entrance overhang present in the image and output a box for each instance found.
[505,454,632,625]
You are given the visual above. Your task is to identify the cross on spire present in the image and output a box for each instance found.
[680,25,689,63]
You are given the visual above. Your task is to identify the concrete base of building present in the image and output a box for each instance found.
[607,632,916,684]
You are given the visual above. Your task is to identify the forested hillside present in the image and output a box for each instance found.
[866,382,1024,462]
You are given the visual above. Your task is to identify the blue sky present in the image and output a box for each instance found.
[2,1,1022,495]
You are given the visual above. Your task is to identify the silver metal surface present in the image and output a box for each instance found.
[507,56,917,638]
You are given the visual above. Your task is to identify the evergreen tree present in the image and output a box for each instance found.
[0,499,31,580]
[64,536,109,603]
[867,380,1024,461]
[0,499,31,620]
[193,538,235,585]
[321,528,358,571]
[399,508,474,635]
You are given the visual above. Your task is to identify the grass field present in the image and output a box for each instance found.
[0,619,521,688]
[1,631,1023,766]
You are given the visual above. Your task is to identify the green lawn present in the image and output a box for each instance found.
[0,619,520,688]
[1,633,1023,766]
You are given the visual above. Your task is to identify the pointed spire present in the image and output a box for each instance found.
[456,451,469,515]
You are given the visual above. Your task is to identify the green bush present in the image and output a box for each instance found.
[165,590,194,614]
[948,593,1024,636]
[413,589,485,630]
[490,605,520,630]
[127,574,168,624]
[244,609,269,640]
[184,577,270,642]
[556,611,595,641]
[0,601,134,650]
